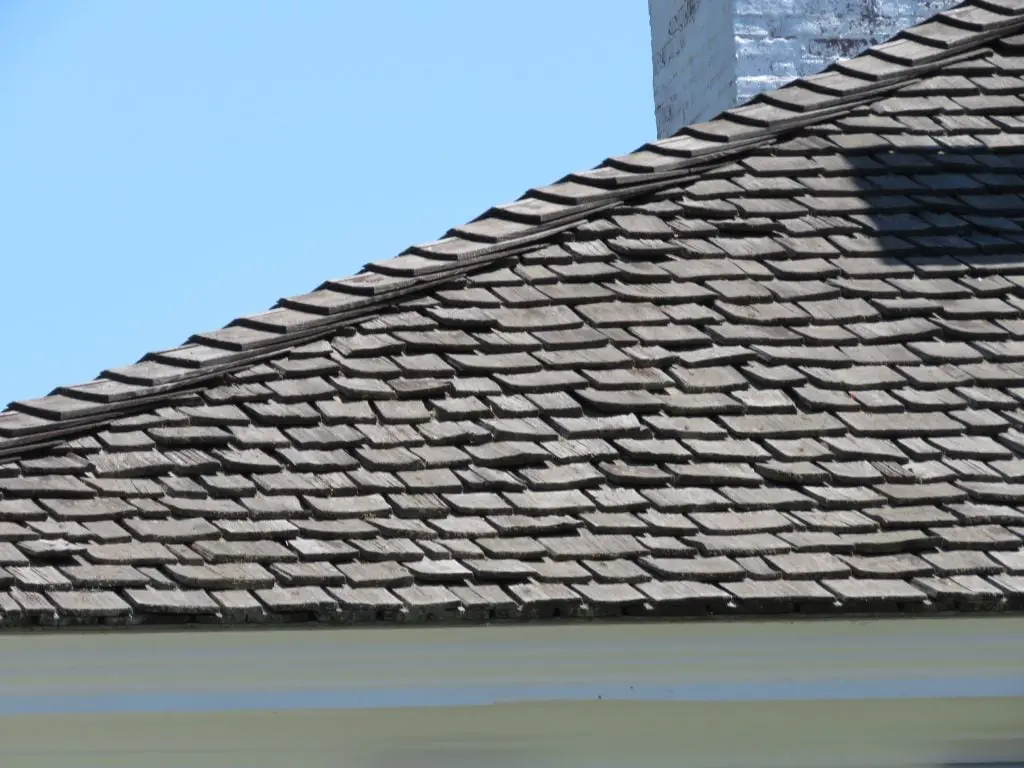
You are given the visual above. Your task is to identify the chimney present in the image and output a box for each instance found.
[650,0,961,139]
[649,0,737,141]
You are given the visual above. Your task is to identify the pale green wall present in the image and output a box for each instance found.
[3,698,1023,768]
[0,617,1021,767]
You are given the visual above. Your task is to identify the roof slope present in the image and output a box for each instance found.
[2,0,1024,627]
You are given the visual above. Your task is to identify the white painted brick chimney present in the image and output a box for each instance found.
[650,0,737,142]
[649,0,961,139]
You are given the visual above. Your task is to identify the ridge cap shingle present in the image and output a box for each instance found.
[2,0,1023,460]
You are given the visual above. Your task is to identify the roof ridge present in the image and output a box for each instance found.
[2,0,1022,460]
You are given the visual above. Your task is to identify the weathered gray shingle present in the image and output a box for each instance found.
[1,1,1024,628]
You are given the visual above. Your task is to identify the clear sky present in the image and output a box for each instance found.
[0,1,653,407]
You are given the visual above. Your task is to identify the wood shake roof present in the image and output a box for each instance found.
[3,0,1024,627]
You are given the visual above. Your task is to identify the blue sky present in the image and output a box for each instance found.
[0,2,652,407]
